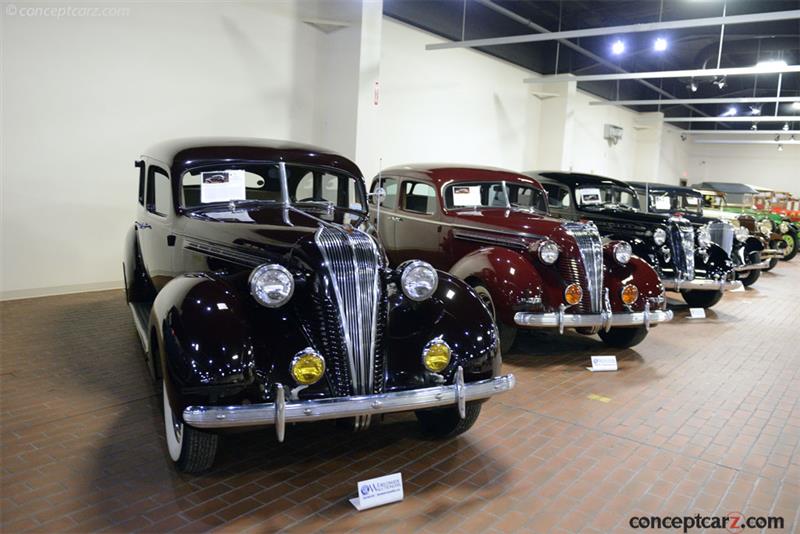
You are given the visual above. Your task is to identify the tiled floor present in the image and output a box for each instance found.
[1,263,798,533]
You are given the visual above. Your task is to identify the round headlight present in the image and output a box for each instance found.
[734,226,749,242]
[249,264,294,308]
[779,221,790,233]
[290,349,325,385]
[613,241,632,264]
[538,240,560,265]
[653,227,667,246]
[697,225,712,247]
[564,283,583,306]
[758,219,773,235]
[422,338,451,373]
[621,284,639,306]
[400,260,438,301]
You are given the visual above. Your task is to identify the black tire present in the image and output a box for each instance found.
[162,378,218,473]
[764,257,779,272]
[737,252,761,287]
[415,402,481,438]
[597,326,648,348]
[680,289,724,309]
[472,284,517,355]
[780,230,797,261]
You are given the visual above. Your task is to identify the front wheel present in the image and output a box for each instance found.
[764,257,779,272]
[415,402,481,438]
[737,252,761,287]
[163,379,218,473]
[597,326,648,348]
[680,289,724,308]
[472,283,517,354]
[781,230,797,261]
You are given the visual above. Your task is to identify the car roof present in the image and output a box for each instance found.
[141,137,362,178]
[628,181,701,194]
[690,181,758,194]
[526,170,634,190]
[380,164,544,189]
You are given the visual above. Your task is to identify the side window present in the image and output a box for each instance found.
[147,166,171,217]
[370,177,398,210]
[402,181,436,215]
[135,161,145,206]
[543,184,570,208]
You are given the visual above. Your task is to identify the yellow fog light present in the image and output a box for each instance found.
[621,284,639,306]
[290,350,325,385]
[564,283,583,306]
[422,338,451,373]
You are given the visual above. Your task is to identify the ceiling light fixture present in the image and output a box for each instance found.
[712,76,727,89]
[611,40,625,55]
[751,124,758,130]
[755,59,788,70]
[783,123,790,131]
[749,105,762,116]
[688,81,698,93]
[792,102,800,110]
[653,37,668,52]
[721,106,738,117]
[778,144,784,151]
[775,135,781,142]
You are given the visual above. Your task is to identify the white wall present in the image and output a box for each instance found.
[687,141,800,196]
[372,18,539,181]
[1,2,319,299]
[657,125,691,185]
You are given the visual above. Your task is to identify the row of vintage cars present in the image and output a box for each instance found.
[124,138,797,471]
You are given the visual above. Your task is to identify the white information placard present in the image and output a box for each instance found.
[577,188,602,206]
[350,473,403,511]
[587,355,618,372]
[689,307,706,319]
[686,196,700,206]
[452,185,482,207]
[200,170,246,204]
[654,196,672,211]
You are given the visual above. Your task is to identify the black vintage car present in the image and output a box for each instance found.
[124,138,514,472]
[529,172,742,309]
[628,182,770,287]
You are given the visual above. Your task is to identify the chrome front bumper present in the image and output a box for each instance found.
[514,301,672,334]
[662,278,743,291]
[761,248,785,260]
[734,258,772,272]
[182,367,515,440]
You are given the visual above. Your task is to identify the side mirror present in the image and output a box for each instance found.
[368,187,387,205]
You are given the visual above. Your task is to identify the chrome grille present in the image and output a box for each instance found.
[707,221,734,256]
[315,226,383,395]
[563,222,603,313]
[669,222,695,280]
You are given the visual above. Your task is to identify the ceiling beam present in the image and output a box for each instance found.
[475,0,714,118]
[524,65,800,84]
[664,116,800,122]
[427,9,800,51]
[590,97,800,106]
[685,130,800,134]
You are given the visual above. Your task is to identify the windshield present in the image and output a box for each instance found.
[701,193,727,210]
[443,182,548,213]
[180,163,365,212]
[575,184,640,210]
[646,190,703,215]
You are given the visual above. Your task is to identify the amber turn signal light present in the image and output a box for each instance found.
[621,284,639,306]
[290,351,326,385]
[564,283,583,306]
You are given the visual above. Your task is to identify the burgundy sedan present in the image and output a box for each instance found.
[369,165,672,352]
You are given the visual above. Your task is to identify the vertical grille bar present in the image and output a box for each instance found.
[669,221,696,280]
[315,226,383,395]
[563,222,604,313]
[707,221,734,256]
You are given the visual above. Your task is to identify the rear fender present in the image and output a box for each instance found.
[449,247,543,325]
[123,225,155,303]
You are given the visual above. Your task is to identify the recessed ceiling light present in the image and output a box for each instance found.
[611,40,625,55]
[653,37,668,52]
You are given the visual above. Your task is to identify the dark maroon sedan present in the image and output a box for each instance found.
[369,164,673,352]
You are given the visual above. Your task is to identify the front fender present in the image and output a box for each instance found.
[448,247,543,324]
[603,247,665,312]
[698,243,734,278]
[386,272,499,385]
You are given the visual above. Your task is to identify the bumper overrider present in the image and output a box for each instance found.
[661,278,743,291]
[182,367,515,441]
[514,300,673,334]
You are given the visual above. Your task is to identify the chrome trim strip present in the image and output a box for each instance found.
[382,210,546,240]
[661,278,743,291]
[183,372,516,429]
[514,309,673,328]
[275,384,285,443]
[184,238,265,268]
[452,229,528,249]
[734,259,771,272]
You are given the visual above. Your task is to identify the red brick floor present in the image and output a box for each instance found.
[1,263,799,533]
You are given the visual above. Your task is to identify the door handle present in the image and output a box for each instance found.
[389,216,402,222]
[135,221,152,230]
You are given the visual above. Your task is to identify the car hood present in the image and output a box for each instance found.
[450,208,569,240]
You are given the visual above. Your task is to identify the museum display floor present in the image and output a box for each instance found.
[1,263,798,533]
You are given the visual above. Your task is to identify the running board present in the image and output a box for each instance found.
[129,301,151,353]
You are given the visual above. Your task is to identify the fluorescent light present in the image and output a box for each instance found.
[755,59,788,71]
[653,37,668,52]
[611,40,625,55]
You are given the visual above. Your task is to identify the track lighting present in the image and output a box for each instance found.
[712,76,727,89]
[653,37,668,52]
[778,144,784,151]
[611,40,625,55]
[687,81,698,93]
[783,123,790,131]
[749,105,761,116]
[751,124,758,130]
[721,106,737,117]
